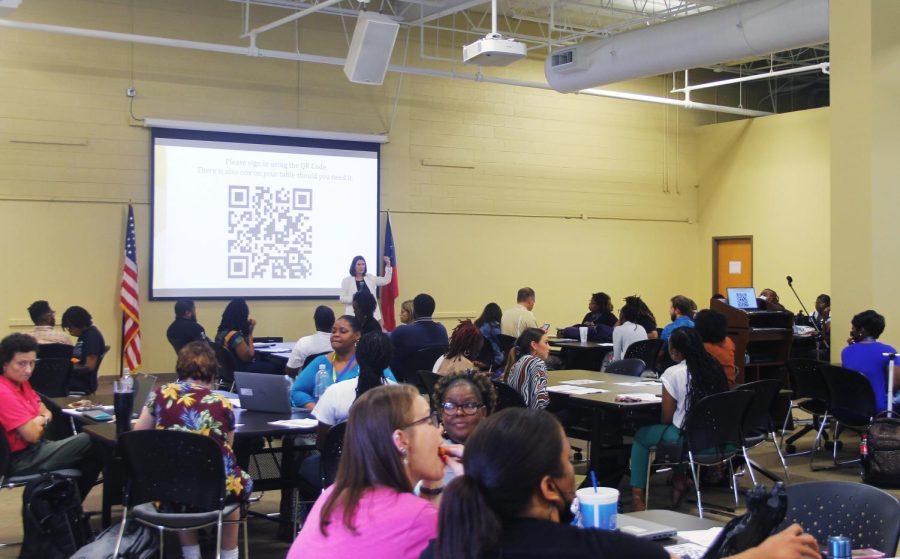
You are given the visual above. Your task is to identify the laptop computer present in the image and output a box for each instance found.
[727,287,759,310]
[234,371,300,414]
[131,374,157,418]
[617,515,678,540]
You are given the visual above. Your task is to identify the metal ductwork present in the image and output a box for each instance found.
[545,0,829,93]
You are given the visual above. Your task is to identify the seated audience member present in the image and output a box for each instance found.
[627,295,659,339]
[400,299,415,325]
[390,294,449,373]
[287,384,463,559]
[292,316,364,408]
[353,291,382,336]
[628,328,729,511]
[712,293,727,303]
[61,305,106,393]
[612,301,648,360]
[26,300,72,345]
[660,295,695,341]
[501,287,540,337]
[285,306,336,376]
[214,298,277,375]
[559,292,616,343]
[694,309,737,388]
[165,299,207,354]
[759,288,787,312]
[135,341,251,559]
[301,332,398,491]
[0,333,101,500]
[474,303,504,370]
[503,328,551,410]
[841,310,900,412]
[422,407,819,559]
[811,294,831,344]
[434,320,484,376]
[434,370,496,446]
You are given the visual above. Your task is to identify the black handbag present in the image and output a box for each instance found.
[702,483,788,559]
[862,410,900,487]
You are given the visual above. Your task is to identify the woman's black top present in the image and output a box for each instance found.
[419,517,669,559]
[355,279,371,295]
[582,310,617,329]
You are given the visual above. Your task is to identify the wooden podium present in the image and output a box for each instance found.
[710,298,794,385]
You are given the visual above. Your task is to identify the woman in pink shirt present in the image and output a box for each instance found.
[287,384,463,559]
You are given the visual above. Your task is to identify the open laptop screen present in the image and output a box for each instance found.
[727,287,758,310]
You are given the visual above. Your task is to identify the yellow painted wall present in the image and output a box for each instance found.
[0,0,708,374]
[696,108,830,312]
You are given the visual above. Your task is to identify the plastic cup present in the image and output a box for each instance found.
[577,487,618,530]
[579,326,588,344]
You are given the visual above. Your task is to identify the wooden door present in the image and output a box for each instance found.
[713,237,753,295]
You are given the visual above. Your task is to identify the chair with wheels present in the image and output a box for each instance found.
[604,359,647,377]
[31,343,73,397]
[819,364,878,469]
[776,481,900,555]
[210,342,239,391]
[782,359,831,457]
[624,339,664,373]
[114,429,249,559]
[491,380,526,411]
[645,390,755,518]
[738,379,790,483]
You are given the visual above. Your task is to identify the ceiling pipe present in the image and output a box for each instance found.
[546,0,828,92]
[672,61,830,93]
[243,0,345,38]
[0,18,770,117]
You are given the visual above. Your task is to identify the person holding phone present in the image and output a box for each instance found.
[340,255,392,322]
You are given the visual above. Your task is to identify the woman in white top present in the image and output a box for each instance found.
[612,303,649,360]
[627,327,728,511]
[339,255,393,321]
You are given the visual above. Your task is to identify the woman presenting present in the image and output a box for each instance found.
[340,255,392,322]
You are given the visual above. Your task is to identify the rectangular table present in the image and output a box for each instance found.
[549,339,614,371]
[254,342,296,371]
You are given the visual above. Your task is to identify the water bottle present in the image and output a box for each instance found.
[121,367,133,392]
[314,364,329,398]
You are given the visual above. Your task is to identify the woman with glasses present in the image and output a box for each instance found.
[432,370,496,446]
[288,384,463,559]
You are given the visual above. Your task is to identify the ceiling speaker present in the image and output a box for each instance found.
[343,11,399,86]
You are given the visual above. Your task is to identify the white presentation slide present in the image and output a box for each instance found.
[152,136,378,298]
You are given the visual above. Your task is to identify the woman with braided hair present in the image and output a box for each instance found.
[627,326,729,511]
[433,320,485,376]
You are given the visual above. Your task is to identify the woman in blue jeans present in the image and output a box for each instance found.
[629,327,729,511]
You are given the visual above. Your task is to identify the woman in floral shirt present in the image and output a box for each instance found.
[135,341,251,559]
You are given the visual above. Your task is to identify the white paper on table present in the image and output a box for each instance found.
[560,379,605,385]
[548,385,609,395]
[617,392,662,402]
[268,418,318,429]
[679,527,723,547]
[615,381,660,387]
[664,542,708,559]
[62,405,114,417]
[228,398,242,408]
[728,261,742,274]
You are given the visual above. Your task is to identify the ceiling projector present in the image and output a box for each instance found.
[463,34,526,66]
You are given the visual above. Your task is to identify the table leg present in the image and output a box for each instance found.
[586,409,628,488]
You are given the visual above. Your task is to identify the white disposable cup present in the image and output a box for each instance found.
[579,326,588,344]
[577,487,618,530]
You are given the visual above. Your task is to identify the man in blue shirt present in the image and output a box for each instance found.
[841,310,899,412]
[661,295,695,341]
[390,293,449,373]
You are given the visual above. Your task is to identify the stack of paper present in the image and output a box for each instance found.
[268,418,318,429]
[560,379,605,386]
[548,385,609,395]
[615,381,660,387]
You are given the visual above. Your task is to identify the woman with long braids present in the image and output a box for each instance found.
[433,320,485,376]
[628,327,729,511]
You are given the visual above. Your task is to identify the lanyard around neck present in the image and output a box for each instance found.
[330,353,357,382]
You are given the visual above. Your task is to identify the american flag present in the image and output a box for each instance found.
[120,205,142,372]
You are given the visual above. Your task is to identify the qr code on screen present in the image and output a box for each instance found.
[735,292,749,307]
[227,185,313,279]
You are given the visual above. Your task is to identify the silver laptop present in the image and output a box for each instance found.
[234,372,299,413]
[131,374,157,418]
[617,515,677,540]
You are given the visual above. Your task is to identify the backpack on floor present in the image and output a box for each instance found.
[71,521,159,559]
[861,410,900,487]
[19,472,93,559]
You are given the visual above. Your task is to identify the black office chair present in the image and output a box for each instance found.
[418,371,441,404]
[398,346,448,392]
[820,365,878,469]
[624,339,664,373]
[646,390,755,517]
[114,430,249,559]
[67,345,109,396]
[210,341,239,391]
[738,379,789,482]
[254,337,283,343]
[604,358,647,377]
[491,380,526,411]
[782,359,830,458]
[38,393,77,441]
[301,351,330,370]
[30,343,73,397]
[320,422,347,490]
[497,334,516,355]
[776,481,900,555]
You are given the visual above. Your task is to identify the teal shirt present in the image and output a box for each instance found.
[290,353,395,406]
